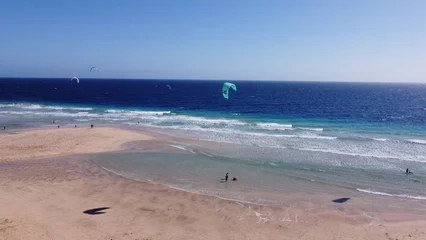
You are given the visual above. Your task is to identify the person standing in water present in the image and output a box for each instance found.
[225,173,228,182]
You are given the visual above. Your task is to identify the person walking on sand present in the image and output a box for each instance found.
[225,173,228,182]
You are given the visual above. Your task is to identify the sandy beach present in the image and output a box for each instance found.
[0,127,425,240]
[0,127,153,162]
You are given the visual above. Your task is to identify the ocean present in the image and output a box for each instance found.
[1,78,426,208]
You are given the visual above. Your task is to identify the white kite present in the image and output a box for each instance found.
[71,76,80,83]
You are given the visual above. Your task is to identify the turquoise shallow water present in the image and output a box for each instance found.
[91,139,426,208]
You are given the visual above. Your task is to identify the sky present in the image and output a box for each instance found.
[0,0,425,82]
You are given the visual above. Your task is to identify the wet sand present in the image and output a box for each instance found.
[0,127,425,240]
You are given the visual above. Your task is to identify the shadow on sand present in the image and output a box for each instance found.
[332,198,350,203]
[83,207,111,215]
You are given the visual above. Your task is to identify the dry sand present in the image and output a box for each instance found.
[0,127,153,162]
[0,127,425,240]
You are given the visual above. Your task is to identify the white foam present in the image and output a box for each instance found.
[356,188,426,200]
[168,144,187,151]
[104,111,248,129]
[407,139,426,145]
[248,132,336,140]
[294,135,336,140]
[296,147,426,162]
[105,109,171,115]
[171,115,245,126]
[168,144,195,154]
[372,138,387,142]
[0,103,92,111]
[256,123,293,131]
[75,119,90,122]
[0,110,101,118]
[149,124,336,140]
[298,127,323,132]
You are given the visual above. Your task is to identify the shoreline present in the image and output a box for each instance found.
[3,125,426,210]
[1,126,426,239]
[2,125,426,208]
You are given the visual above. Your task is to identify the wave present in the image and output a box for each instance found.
[254,124,325,132]
[256,123,293,131]
[0,110,101,118]
[123,113,247,126]
[356,188,426,200]
[294,147,426,162]
[407,139,426,145]
[173,116,246,126]
[150,124,422,162]
[245,123,325,132]
[0,103,92,111]
[0,103,331,137]
[334,135,390,142]
[1,109,170,120]
[104,109,171,115]
[372,138,387,142]
[145,123,337,140]
[10,111,99,117]
[297,127,323,132]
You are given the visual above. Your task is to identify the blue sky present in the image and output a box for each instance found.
[0,0,425,82]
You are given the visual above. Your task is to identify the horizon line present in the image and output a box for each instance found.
[0,76,425,84]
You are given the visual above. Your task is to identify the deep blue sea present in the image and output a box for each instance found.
[1,78,426,207]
